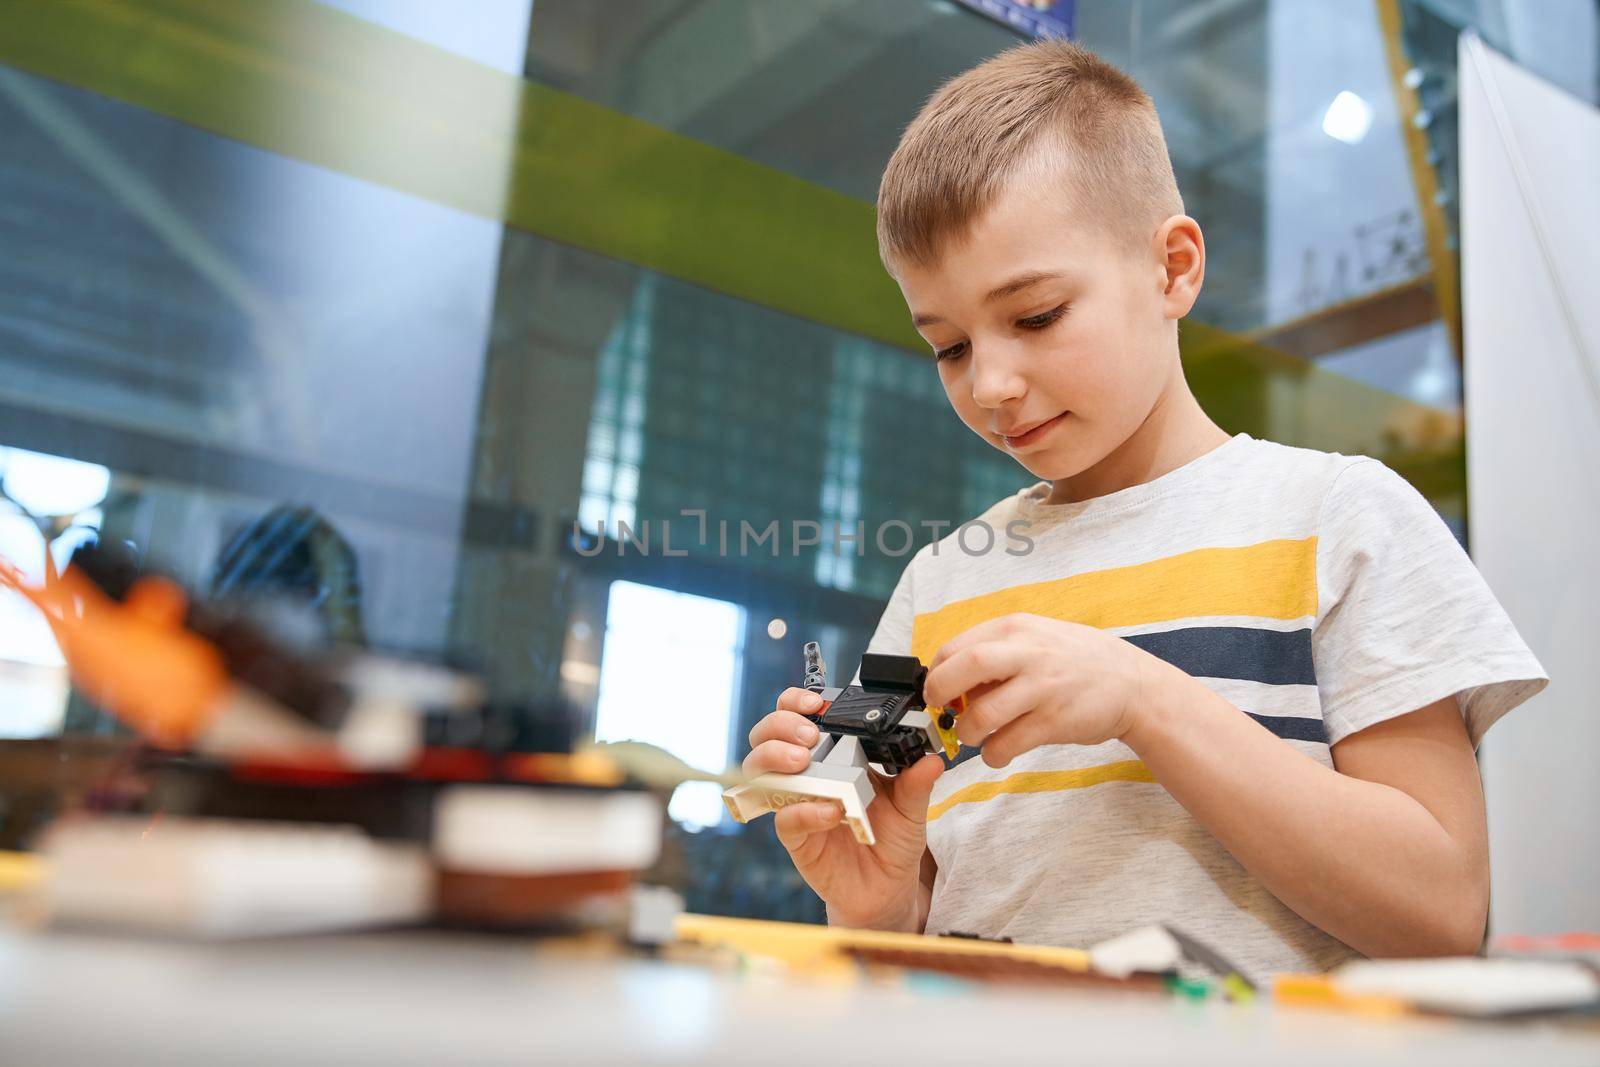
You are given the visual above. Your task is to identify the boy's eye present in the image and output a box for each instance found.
[1017,304,1068,330]
[934,341,968,362]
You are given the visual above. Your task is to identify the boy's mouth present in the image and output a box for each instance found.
[999,411,1068,449]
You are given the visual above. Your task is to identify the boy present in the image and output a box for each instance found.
[741,40,1546,978]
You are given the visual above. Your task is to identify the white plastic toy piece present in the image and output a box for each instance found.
[723,733,878,844]
[1089,924,1184,979]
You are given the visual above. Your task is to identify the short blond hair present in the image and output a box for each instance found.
[877,39,1183,268]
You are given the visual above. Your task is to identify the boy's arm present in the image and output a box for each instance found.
[1123,658,1488,958]
[924,611,1498,956]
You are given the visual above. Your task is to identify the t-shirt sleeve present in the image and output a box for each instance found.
[1313,459,1547,748]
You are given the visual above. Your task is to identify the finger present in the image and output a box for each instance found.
[955,680,998,713]
[979,711,1059,769]
[742,738,813,778]
[955,675,1040,748]
[749,710,821,749]
[928,615,1021,670]
[880,754,945,825]
[776,687,827,715]
[774,801,844,853]
[924,641,1029,709]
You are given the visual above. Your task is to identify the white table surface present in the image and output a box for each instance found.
[1,925,1596,1065]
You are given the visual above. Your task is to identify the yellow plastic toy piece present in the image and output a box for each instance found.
[673,913,1090,972]
[1273,973,1409,1016]
[931,710,960,761]
[929,693,967,760]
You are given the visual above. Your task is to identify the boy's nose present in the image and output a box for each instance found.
[969,348,1027,410]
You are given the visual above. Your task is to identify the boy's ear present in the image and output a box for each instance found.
[1153,214,1205,319]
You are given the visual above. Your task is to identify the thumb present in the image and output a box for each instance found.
[882,753,944,826]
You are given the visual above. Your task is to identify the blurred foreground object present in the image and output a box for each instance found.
[0,539,663,936]
[1,539,482,765]
[1276,957,1600,1018]
[43,817,430,938]
[677,914,1600,1019]
[673,915,1248,999]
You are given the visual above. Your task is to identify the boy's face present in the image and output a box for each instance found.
[891,179,1192,484]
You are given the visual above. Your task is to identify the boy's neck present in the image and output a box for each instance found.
[1044,369,1231,506]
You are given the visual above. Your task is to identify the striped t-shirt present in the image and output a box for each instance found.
[864,432,1546,979]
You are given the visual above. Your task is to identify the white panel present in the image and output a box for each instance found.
[1462,33,1600,936]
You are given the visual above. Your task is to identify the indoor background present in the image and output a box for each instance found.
[0,0,1594,929]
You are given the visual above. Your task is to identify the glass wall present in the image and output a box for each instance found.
[1,0,1591,919]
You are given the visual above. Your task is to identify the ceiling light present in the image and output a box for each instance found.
[1322,90,1373,145]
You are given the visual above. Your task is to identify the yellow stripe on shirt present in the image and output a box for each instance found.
[926,760,1158,821]
[911,537,1318,663]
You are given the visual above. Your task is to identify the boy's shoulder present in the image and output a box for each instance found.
[1195,432,1378,488]
[987,432,1381,521]
[903,434,1403,579]
[1232,436,1424,517]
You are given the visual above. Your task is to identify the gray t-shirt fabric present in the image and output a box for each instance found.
[862,432,1547,980]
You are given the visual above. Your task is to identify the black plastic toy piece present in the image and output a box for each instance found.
[814,653,932,772]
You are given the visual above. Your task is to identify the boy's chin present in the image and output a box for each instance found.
[1003,446,1084,484]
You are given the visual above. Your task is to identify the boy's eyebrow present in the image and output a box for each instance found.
[912,270,1069,328]
[984,270,1066,303]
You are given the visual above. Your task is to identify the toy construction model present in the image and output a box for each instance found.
[723,642,961,846]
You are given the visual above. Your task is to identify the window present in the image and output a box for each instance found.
[593,580,745,829]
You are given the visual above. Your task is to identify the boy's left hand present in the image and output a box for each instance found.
[923,613,1166,768]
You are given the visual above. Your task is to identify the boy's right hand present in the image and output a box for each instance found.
[743,686,944,932]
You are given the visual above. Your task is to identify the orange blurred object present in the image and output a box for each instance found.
[0,558,227,747]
